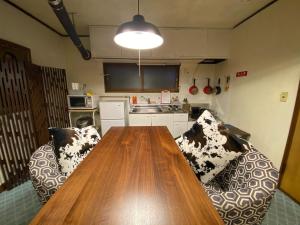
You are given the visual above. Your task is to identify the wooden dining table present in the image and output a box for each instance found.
[30,126,224,225]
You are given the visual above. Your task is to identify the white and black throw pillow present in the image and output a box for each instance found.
[49,126,101,176]
[175,110,246,183]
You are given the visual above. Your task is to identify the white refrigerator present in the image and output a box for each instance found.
[99,100,128,136]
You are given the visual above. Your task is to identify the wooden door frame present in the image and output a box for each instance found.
[279,79,300,202]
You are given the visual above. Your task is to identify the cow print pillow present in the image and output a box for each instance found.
[49,126,101,176]
[175,110,246,184]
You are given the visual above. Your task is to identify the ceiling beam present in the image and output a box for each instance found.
[233,0,278,29]
[3,0,89,37]
[4,0,279,37]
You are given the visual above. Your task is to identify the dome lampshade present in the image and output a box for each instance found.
[114,15,163,50]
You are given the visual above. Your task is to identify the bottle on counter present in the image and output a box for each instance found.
[132,96,137,104]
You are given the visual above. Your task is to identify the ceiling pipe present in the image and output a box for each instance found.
[48,0,91,60]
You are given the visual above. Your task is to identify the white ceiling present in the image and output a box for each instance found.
[9,0,274,35]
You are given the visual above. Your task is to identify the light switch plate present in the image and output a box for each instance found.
[280,92,288,102]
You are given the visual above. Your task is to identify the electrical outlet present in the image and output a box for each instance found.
[280,92,288,102]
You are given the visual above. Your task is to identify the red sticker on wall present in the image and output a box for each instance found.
[236,71,248,77]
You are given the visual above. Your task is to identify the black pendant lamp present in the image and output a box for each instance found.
[114,0,163,49]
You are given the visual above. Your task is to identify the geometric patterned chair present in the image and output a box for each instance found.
[202,142,279,225]
[29,143,67,204]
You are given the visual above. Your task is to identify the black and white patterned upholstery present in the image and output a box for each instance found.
[49,126,100,176]
[175,110,246,183]
[203,142,279,225]
[29,143,67,204]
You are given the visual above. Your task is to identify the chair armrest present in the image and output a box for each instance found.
[29,144,67,204]
[207,188,276,225]
[30,170,67,204]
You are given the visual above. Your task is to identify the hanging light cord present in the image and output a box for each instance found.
[138,49,141,77]
[137,0,141,76]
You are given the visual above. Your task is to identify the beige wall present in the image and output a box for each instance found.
[0,1,66,68]
[212,0,300,168]
[0,1,67,185]
[65,37,216,104]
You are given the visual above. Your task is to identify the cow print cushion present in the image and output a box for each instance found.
[175,110,246,184]
[49,126,100,176]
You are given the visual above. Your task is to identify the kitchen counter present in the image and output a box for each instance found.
[129,109,187,114]
[129,104,188,114]
[129,107,190,137]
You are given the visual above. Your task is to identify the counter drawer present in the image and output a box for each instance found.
[173,113,188,122]
[173,122,188,137]
[129,114,152,126]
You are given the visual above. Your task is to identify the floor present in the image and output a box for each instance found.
[262,190,300,225]
[0,181,299,225]
[0,181,41,225]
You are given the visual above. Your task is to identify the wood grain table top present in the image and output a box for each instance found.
[30,126,224,225]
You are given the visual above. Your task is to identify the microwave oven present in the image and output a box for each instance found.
[67,95,99,109]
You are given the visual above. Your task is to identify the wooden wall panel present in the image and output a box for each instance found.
[41,66,69,128]
[0,39,37,189]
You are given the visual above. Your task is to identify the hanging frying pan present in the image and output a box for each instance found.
[189,78,198,95]
[203,78,213,94]
[215,78,221,95]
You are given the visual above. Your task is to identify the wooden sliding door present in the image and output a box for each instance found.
[279,81,300,203]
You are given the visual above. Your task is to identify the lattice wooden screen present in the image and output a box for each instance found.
[28,64,49,146]
[0,39,37,189]
[41,66,69,128]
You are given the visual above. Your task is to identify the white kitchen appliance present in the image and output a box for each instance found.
[99,100,128,136]
[67,95,99,109]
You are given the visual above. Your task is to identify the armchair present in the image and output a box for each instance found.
[203,144,279,225]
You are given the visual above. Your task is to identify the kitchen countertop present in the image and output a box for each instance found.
[129,109,187,114]
[129,104,188,114]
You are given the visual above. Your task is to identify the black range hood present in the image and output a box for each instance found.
[199,59,226,64]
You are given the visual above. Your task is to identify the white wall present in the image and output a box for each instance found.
[0,1,67,185]
[65,37,216,104]
[212,0,300,168]
[0,1,66,68]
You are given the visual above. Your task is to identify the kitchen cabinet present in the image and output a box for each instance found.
[121,48,152,58]
[175,29,206,58]
[89,26,122,58]
[90,27,231,59]
[129,113,189,137]
[173,122,188,138]
[129,114,152,126]
[173,113,189,137]
[151,114,173,132]
[206,30,231,58]
[173,113,188,122]
[151,29,180,58]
